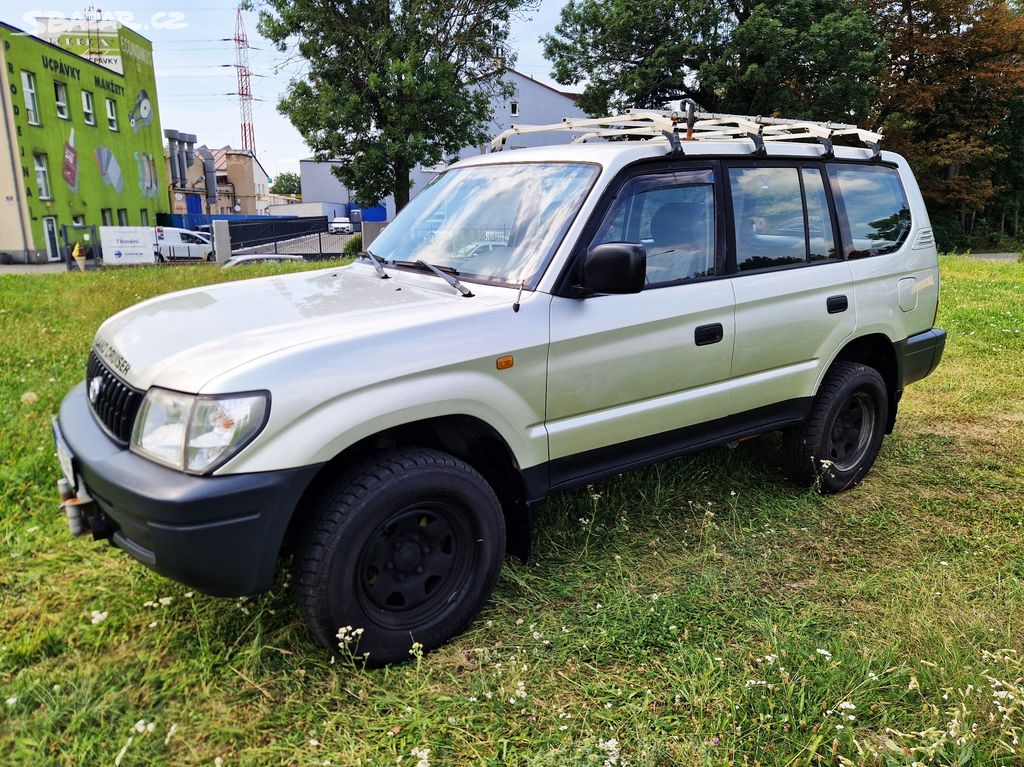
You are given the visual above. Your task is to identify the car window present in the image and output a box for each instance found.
[803,168,837,261]
[370,162,598,288]
[729,166,838,271]
[590,169,716,286]
[828,164,911,258]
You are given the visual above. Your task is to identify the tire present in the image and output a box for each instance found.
[295,447,505,664]
[781,361,889,494]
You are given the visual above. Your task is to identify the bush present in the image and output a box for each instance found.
[343,234,362,256]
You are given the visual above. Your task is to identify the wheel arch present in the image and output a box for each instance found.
[284,414,533,563]
[829,333,900,433]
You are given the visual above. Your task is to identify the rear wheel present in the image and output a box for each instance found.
[782,361,888,493]
[294,448,505,664]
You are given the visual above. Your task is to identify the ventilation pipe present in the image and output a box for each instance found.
[164,129,180,186]
[196,146,219,205]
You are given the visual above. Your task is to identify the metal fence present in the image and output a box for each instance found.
[227,217,351,259]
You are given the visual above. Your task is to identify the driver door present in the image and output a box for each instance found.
[545,165,736,488]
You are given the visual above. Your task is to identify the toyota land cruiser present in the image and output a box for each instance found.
[53,110,946,663]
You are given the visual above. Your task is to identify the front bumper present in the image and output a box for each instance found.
[56,381,322,596]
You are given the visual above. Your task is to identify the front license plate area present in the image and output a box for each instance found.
[52,418,77,492]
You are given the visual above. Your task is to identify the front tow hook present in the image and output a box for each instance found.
[58,479,112,540]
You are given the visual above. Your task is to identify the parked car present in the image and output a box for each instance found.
[155,227,214,262]
[222,254,305,268]
[54,111,944,664]
[328,217,353,235]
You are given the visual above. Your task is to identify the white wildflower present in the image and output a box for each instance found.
[837,701,856,711]
[815,648,832,659]
[5,696,17,707]
[114,736,134,766]
[411,746,430,767]
[90,610,108,625]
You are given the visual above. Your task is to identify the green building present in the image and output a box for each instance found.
[0,19,167,263]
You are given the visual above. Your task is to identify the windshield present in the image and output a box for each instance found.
[369,162,598,287]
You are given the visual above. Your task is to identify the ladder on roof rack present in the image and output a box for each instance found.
[489,105,883,160]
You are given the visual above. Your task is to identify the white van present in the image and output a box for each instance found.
[155,227,214,262]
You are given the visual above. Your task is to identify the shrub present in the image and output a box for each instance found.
[343,234,363,256]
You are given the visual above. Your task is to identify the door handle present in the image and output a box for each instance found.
[826,295,848,314]
[695,323,724,346]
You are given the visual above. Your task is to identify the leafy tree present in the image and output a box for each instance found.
[542,0,881,121]
[258,0,534,211]
[269,171,302,196]
[868,0,1024,224]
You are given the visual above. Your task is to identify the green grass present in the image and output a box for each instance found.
[1,256,1023,766]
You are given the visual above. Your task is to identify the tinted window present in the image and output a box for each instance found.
[591,170,715,285]
[829,164,910,258]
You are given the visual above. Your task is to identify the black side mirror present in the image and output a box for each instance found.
[581,242,646,295]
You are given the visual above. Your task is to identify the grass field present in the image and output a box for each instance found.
[1,257,1022,766]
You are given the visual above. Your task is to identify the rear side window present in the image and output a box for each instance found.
[728,166,838,271]
[828,164,911,258]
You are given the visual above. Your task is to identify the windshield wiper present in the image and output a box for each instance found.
[394,259,474,297]
[360,249,389,279]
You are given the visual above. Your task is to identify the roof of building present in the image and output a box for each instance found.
[507,69,581,102]
[197,145,271,181]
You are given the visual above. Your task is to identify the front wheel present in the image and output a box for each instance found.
[295,448,506,664]
[782,361,889,493]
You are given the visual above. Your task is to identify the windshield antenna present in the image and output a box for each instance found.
[513,281,525,313]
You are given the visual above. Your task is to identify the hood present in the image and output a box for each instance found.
[94,264,505,392]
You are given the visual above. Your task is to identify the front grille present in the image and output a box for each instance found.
[86,350,144,444]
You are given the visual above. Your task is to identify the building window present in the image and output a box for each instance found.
[33,153,51,199]
[140,209,149,226]
[117,208,129,226]
[510,101,519,117]
[101,208,113,226]
[22,72,40,125]
[82,91,96,125]
[72,215,85,226]
[54,81,70,119]
[106,98,119,131]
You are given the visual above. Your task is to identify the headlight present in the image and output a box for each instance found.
[131,388,269,473]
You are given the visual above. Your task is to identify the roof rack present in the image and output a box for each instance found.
[490,102,883,160]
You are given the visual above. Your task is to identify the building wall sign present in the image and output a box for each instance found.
[36,18,124,74]
[41,55,81,80]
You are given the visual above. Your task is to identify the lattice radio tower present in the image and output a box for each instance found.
[233,7,256,153]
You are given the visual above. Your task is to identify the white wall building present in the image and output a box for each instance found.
[300,70,586,220]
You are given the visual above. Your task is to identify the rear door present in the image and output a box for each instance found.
[545,163,736,487]
[725,161,855,410]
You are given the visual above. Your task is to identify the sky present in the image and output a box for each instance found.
[4,1,567,180]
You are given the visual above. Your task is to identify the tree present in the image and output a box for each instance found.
[269,171,301,196]
[258,0,534,211]
[542,0,881,121]
[867,0,1024,225]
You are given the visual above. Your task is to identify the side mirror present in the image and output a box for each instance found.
[581,242,646,295]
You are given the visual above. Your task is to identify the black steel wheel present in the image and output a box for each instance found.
[295,448,505,664]
[782,361,889,493]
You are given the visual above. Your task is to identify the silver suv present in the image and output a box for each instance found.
[53,112,945,663]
